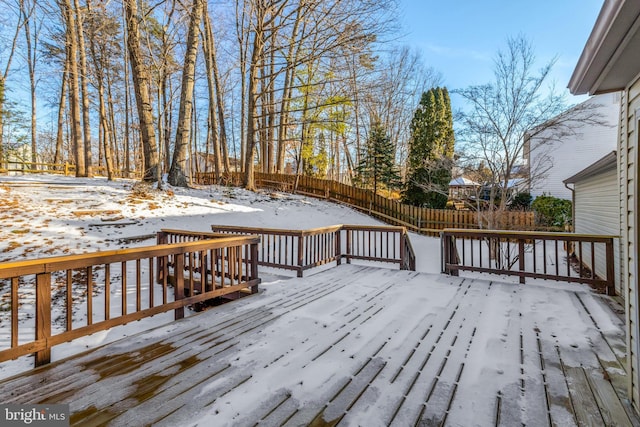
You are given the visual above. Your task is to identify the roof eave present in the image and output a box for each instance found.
[563,151,617,184]
[569,0,640,95]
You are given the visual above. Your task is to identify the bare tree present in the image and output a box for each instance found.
[455,36,604,228]
[59,0,85,176]
[124,0,159,181]
[0,0,26,166]
[20,0,40,166]
[73,0,92,176]
[168,0,204,187]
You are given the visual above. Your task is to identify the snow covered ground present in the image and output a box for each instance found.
[0,174,599,382]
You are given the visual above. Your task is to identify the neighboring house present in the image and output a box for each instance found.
[527,93,620,200]
[1,143,34,173]
[448,177,480,200]
[569,0,640,413]
[563,151,621,295]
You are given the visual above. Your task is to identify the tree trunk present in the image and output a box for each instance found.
[73,0,92,176]
[54,62,68,165]
[86,0,113,180]
[21,0,38,166]
[124,0,159,181]
[243,30,264,191]
[201,2,222,180]
[60,0,85,177]
[168,0,203,187]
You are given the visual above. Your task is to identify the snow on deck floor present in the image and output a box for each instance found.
[0,264,635,426]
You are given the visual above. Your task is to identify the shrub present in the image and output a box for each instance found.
[509,192,532,210]
[532,195,572,227]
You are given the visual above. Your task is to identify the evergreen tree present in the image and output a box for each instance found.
[403,87,455,208]
[355,123,401,194]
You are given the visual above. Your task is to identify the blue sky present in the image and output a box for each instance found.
[397,0,604,105]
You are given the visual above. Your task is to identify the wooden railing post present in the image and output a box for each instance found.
[174,254,185,320]
[441,232,448,273]
[400,229,407,270]
[297,233,304,277]
[346,229,352,264]
[251,243,259,293]
[518,239,526,284]
[442,233,459,276]
[606,238,615,295]
[335,229,342,265]
[156,231,167,284]
[35,272,52,367]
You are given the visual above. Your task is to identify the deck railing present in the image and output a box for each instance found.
[0,235,260,367]
[204,224,416,276]
[441,228,616,295]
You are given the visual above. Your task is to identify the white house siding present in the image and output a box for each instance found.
[529,93,620,200]
[623,75,640,409]
[573,166,621,294]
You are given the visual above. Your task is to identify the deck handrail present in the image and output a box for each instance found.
[441,228,616,294]
[0,235,260,367]
[205,224,416,276]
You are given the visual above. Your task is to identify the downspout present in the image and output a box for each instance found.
[564,182,575,232]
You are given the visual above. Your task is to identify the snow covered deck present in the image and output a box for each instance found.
[0,264,636,426]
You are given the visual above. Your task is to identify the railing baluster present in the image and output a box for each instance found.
[66,270,73,331]
[174,254,185,320]
[591,242,596,280]
[555,241,559,277]
[518,240,525,284]
[566,240,571,277]
[105,264,111,320]
[532,239,537,274]
[11,277,18,347]
[578,241,583,278]
[136,259,141,312]
[543,240,547,274]
[122,261,127,316]
[87,266,93,326]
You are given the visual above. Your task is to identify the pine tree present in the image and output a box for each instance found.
[403,87,455,208]
[355,123,401,194]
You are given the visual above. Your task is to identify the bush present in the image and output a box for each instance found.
[532,195,572,227]
[509,192,532,210]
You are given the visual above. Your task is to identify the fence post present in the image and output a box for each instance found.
[346,229,352,264]
[174,254,185,320]
[606,238,615,295]
[64,162,69,176]
[518,239,526,284]
[35,272,52,367]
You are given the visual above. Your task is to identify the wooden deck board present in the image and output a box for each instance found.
[0,264,637,427]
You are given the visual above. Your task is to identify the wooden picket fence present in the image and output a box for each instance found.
[0,160,140,178]
[195,172,535,236]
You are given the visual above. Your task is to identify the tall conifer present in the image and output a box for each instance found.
[403,87,455,207]
[355,122,400,194]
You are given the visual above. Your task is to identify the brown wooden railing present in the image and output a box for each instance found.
[195,171,535,235]
[441,229,616,295]
[0,235,259,367]
[202,224,416,276]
